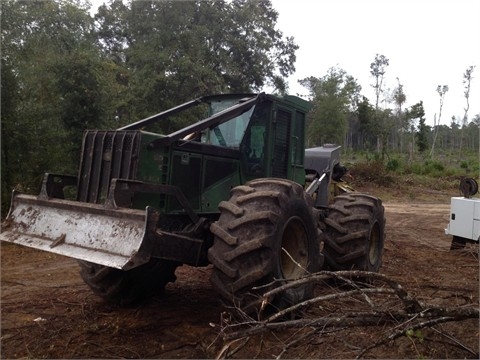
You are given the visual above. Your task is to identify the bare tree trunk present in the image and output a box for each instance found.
[430,85,448,159]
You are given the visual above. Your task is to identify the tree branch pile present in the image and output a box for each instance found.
[213,271,479,359]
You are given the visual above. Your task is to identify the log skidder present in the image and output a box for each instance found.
[0,93,386,314]
[322,193,385,272]
[208,178,321,314]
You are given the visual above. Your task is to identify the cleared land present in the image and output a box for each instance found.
[1,187,478,359]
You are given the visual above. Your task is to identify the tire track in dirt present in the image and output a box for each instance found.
[384,202,451,250]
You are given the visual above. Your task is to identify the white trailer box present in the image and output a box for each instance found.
[445,197,480,242]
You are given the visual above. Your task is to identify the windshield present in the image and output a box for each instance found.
[202,105,255,148]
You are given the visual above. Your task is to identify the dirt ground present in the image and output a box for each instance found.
[1,186,479,359]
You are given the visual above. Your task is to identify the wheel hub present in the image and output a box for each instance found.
[280,217,308,280]
[368,222,380,267]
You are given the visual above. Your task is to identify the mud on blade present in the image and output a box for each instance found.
[0,192,154,270]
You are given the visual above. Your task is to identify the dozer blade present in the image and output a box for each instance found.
[0,191,157,270]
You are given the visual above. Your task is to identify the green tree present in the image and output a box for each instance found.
[370,54,390,111]
[417,114,429,154]
[392,77,407,152]
[460,65,475,151]
[300,67,361,146]
[1,0,108,206]
[369,53,389,155]
[1,59,20,211]
[53,51,108,138]
[462,66,475,126]
[407,101,428,155]
[356,96,376,150]
[1,0,300,212]
[94,0,298,130]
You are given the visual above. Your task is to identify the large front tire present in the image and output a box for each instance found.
[208,178,320,313]
[78,259,180,306]
[322,193,385,272]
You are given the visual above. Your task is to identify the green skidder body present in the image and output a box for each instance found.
[1,93,385,312]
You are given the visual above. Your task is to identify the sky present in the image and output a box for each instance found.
[89,0,480,126]
[271,0,480,126]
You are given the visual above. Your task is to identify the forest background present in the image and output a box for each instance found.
[1,0,479,214]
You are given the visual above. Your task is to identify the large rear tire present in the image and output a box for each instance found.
[208,178,320,314]
[322,193,385,272]
[78,259,180,306]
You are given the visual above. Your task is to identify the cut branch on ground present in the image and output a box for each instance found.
[215,270,479,359]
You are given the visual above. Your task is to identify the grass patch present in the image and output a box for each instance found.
[346,155,471,202]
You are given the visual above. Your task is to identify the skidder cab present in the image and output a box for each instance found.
[1,93,385,311]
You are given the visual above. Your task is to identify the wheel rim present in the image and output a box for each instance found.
[368,222,381,267]
[280,217,308,280]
